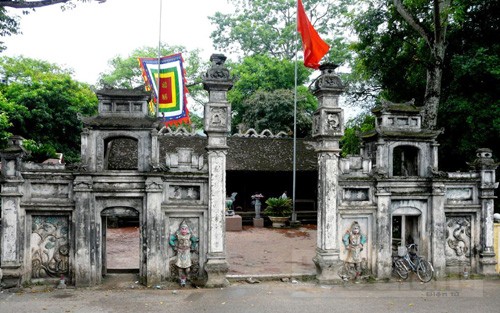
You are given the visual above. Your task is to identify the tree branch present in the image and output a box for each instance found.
[393,0,432,48]
[0,1,69,8]
[0,0,105,9]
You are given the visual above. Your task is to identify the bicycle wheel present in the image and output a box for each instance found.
[416,259,434,282]
[394,258,409,280]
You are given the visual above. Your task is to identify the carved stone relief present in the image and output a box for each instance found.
[209,107,227,128]
[445,216,471,266]
[31,183,69,199]
[325,113,340,133]
[343,188,369,201]
[312,114,321,136]
[446,188,473,203]
[168,185,201,201]
[31,215,69,278]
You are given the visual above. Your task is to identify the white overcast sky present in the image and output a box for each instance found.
[2,0,232,84]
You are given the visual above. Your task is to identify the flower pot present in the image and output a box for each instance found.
[268,216,289,228]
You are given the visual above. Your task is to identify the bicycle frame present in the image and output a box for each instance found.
[393,243,434,282]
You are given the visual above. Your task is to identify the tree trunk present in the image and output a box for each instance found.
[394,0,450,130]
[422,46,445,130]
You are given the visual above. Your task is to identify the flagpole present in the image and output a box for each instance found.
[292,10,299,225]
[156,0,162,118]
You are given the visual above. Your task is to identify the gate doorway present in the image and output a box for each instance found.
[101,208,140,275]
[391,214,420,256]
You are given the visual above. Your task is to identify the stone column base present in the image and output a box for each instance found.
[479,251,498,275]
[313,250,342,284]
[253,218,264,228]
[204,258,229,288]
[0,266,21,289]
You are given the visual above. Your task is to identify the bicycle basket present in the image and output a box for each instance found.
[397,246,407,257]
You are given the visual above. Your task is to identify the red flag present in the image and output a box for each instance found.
[297,0,330,69]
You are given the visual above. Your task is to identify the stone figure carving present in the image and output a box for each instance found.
[169,220,199,287]
[340,221,367,280]
[225,192,238,216]
[251,193,264,219]
[312,63,345,90]
[204,54,230,80]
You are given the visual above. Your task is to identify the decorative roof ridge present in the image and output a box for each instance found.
[158,126,200,136]
[232,128,289,138]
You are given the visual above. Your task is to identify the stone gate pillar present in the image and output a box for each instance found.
[311,64,345,283]
[375,185,392,278]
[145,176,164,285]
[202,54,233,287]
[73,175,97,286]
[0,136,27,287]
[473,148,499,275]
[430,182,447,278]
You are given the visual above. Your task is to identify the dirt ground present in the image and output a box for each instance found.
[226,225,317,276]
[106,226,140,269]
[106,225,317,275]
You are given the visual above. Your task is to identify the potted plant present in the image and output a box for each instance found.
[263,197,292,227]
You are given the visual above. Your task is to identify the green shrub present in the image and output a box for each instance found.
[263,197,292,217]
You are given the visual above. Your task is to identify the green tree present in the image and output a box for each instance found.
[209,0,350,64]
[0,93,13,146]
[340,113,375,157]
[0,7,19,51]
[0,56,98,163]
[227,54,313,135]
[349,0,499,169]
[240,88,316,137]
[0,1,105,53]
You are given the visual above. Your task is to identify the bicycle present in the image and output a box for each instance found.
[393,243,434,282]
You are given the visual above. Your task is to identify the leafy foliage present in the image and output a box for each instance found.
[348,0,500,169]
[22,139,57,163]
[0,56,98,163]
[228,54,315,135]
[340,114,375,157]
[240,88,316,137]
[0,7,19,52]
[0,104,12,146]
[263,197,292,217]
[209,0,351,64]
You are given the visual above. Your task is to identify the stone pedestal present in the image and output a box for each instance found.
[204,255,230,287]
[253,218,264,228]
[226,215,242,231]
[313,250,343,284]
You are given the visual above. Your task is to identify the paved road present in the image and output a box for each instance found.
[1,279,498,313]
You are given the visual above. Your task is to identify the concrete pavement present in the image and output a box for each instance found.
[1,278,499,313]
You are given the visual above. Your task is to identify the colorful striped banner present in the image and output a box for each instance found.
[138,53,190,126]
